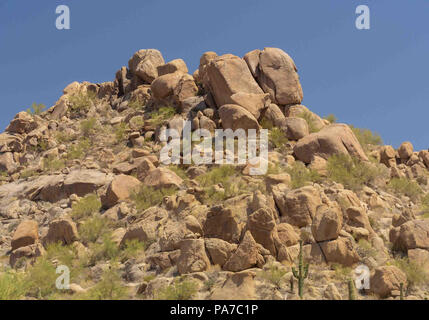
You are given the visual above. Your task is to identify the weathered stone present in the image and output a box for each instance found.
[311,205,342,242]
[223,231,264,272]
[11,220,39,251]
[128,49,165,83]
[370,266,407,298]
[102,174,141,208]
[177,239,211,274]
[218,104,260,131]
[43,218,79,245]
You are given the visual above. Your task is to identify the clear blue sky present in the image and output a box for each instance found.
[1,0,428,149]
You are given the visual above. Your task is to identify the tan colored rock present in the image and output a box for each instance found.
[218,104,260,131]
[308,156,328,176]
[408,248,429,277]
[398,142,413,161]
[128,49,165,83]
[274,186,322,227]
[370,266,407,298]
[43,218,79,245]
[173,74,198,104]
[223,231,264,272]
[285,117,309,140]
[157,59,188,76]
[285,105,325,132]
[261,104,286,128]
[345,206,374,234]
[319,237,359,266]
[6,112,37,134]
[143,167,183,189]
[0,152,17,174]
[11,220,39,251]
[102,174,141,208]
[323,283,342,300]
[311,205,342,242]
[380,145,397,167]
[248,208,278,256]
[210,271,256,300]
[205,238,237,267]
[229,92,270,119]
[10,243,45,268]
[390,220,429,251]
[244,48,303,105]
[203,206,243,243]
[151,72,183,99]
[276,223,300,247]
[294,124,368,164]
[62,170,112,200]
[177,239,211,274]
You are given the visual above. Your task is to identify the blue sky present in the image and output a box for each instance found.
[1,0,428,149]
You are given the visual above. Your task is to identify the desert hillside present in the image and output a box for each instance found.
[0,48,428,300]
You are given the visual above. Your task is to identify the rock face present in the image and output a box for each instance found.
[370,266,407,298]
[177,239,211,274]
[43,218,79,245]
[244,48,303,105]
[143,167,183,189]
[203,206,243,244]
[11,220,39,251]
[218,104,260,131]
[319,237,359,266]
[398,141,413,161]
[128,49,165,83]
[311,206,342,242]
[223,231,264,272]
[294,124,368,164]
[390,220,429,251]
[102,174,141,208]
[6,112,37,134]
[285,117,309,140]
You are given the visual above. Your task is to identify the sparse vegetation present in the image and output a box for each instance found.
[258,263,287,289]
[26,102,46,116]
[80,118,98,137]
[113,123,129,144]
[71,194,102,220]
[149,106,176,127]
[79,215,111,244]
[350,125,383,151]
[324,114,337,124]
[390,257,428,287]
[68,90,97,113]
[43,155,65,172]
[156,277,198,300]
[67,138,91,160]
[269,127,288,149]
[132,185,177,211]
[286,162,321,189]
[388,177,423,200]
[299,111,319,133]
[82,265,127,300]
[0,269,28,300]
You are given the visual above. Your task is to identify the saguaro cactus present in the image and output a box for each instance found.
[292,240,309,299]
[348,278,357,300]
[400,283,404,300]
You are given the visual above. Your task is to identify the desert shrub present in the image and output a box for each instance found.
[331,264,352,281]
[26,102,46,116]
[55,131,76,144]
[20,169,38,179]
[149,106,176,127]
[132,185,177,211]
[88,234,119,266]
[82,265,127,300]
[196,165,236,187]
[258,264,287,289]
[80,118,98,137]
[356,239,378,259]
[390,257,428,287]
[120,239,146,262]
[269,127,288,149]
[128,97,144,110]
[388,178,423,200]
[43,155,65,172]
[260,118,274,130]
[421,193,429,218]
[350,125,383,151]
[25,258,58,299]
[327,154,381,191]
[156,278,198,300]
[0,269,28,300]
[286,162,321,189]
[113,123,129,144]
[67,138,91,160]
[68,90,97,112]
[299,111,319,133]
[168,165,188,180]
[79,215,110,244]
[324,114,337,124]
[71,194,102,220]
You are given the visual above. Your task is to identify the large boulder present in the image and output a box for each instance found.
[203,206,243,244]
[151,72,183,99]
[285,117,309,140]
[6,112,38,134]
[223,231,264,272]
[204,54,266,118]
[218,104,260,131]
[311,205,342,242]
[102,174,141,208]
[294,124,368,164]
[389,220,429,251]
[380,145,396,168]
[319,237,360,266]
[398,142,413,161]
[205,238,237,267]
[285,105,326,132]
[43,218,79,245]
[62,170,112,199]
[244,48,303,105]
[143,167,183,189]
[209,271,256,300]
[0,152,17,174]
[177,239,211,274]
[248,208,278,256]
[11,220,39,251]
[128,49,165,83]
[370,266,407,298]
[157,59,188,76]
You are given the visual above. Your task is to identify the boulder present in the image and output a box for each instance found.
[248,208,278,256]
[173,74,198,104]
[390,220,429,251]
[223,231,264,272]
[128,49,165,83]
[102,174,141,208]
[203,206,243,243]
[311,205,342,242]
[209,271,256,300]
[218,104,260,131]
[11,220,39,251]
[244,48,303,105]
[276,223,300,247]
[380,145,397,168]
[177,239,211,274]
[6,112,37,134]
[0,152,17,174]
[398,142,413,161]
[205,238,237,267]
[10,243,45,268]
[43,218,79,245]
[285,117,309,140]
[151,72,183,99]
[370,266,407,298]
[229,92,270,120]
[261,104,286,128]
[294,124,368,164]
[285,105,325,132]
[62,170,112,199]
[143,167,183,189]
[157,59,188,76]
[319,237,360,266]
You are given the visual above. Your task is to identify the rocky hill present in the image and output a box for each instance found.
[0,48,428,300]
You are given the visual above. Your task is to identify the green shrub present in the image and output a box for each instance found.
[79,215,110,244]
[286,162,321,189]
[390,257,428,287]
[55,131,76,144]
[88,234,119,265]
[149,106,176,127]
[331,263,352,281]
[258,264,287,289]
[132,185,177,211]
[421,193,429,218]
[0,269,28,300]
[356,239,378,259]
[327,154,381,191]
[128,97,144,110]
[324,114,337,124]
[26,103,46,116]
[113,123,129,144]
[350,125,383,151]
[299,111,319,133]
[83,265,127,300]
[20,169,38,179]
[196,165,236,187]
[388,178,423,200]
[25,258,58,299]
[67,139,91,160]
[80,118,98,137]
[260,118,274,130]
[269,127,288,149]
[168,165,188,180]
[156,278,198,300]
[71,194,102,220]
[68,90,97,112]
[43,155,65,172]
[121,239,146,262]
